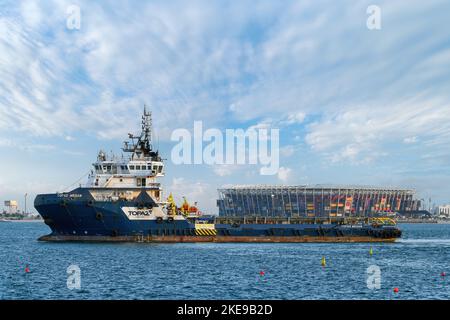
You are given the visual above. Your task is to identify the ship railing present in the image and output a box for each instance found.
[214,216,397,226]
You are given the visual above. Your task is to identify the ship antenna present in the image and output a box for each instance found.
[122,105,156,159]
[140,104,153,154]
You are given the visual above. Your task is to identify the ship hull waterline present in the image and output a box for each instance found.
[38,234,398,243]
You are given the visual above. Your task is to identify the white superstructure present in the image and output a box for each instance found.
[85,107,165,202]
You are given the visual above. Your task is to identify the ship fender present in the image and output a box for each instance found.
[95,212,103,221]
[168,216,174,223]
[156,217,163,224]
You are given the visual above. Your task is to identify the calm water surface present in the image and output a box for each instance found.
[1,222,450,299]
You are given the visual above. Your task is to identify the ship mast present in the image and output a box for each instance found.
[122,105,160,161]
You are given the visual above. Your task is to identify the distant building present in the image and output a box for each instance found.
[217,185,420,217]
[437,205,450,218]
[4,200,18,214]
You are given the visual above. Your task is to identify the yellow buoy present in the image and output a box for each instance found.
[321,256,326,267]
[369,247,373,256]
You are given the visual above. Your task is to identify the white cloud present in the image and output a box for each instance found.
[277,166,292,182]
[1,0,449,148]
[403,136,417,144]
[284,112,306,125]
[305,97,450,163]
[212,165,239,177]
[280,145,295,157]
[0,138,55,152]
[20,0,43,27]
[167,177,217,214]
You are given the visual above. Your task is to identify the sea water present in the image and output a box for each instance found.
[1,222,449,299]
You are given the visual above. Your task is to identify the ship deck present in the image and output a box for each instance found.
[209,216,396,226]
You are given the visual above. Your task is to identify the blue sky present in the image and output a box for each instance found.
[1,0,450,213]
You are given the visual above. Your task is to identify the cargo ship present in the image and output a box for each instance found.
[35,108,402,242]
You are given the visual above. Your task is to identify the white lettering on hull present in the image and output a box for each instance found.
[121,206,185,220]
[121,207,157,220]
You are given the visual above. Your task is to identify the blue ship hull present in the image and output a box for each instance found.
[35,188,402,242]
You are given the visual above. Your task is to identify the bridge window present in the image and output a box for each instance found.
[129,165,135,170]
[136,165,141,170]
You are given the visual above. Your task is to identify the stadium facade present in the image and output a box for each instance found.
[217,185,420,217]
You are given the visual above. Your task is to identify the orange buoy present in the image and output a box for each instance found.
[259,271,265,276]
[393,287,399,293]
[441,272,446,277]
[25,265,30,273]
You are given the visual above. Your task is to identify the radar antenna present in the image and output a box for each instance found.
[122,105,161,161]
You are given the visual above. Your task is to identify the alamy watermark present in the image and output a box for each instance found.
[366,5,381,30]
[66,5,81,30]
[67,264,81,290]
[366,265,381,290]
[171,121,279,175]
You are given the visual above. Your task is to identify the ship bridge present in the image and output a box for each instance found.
[86,106,164,189]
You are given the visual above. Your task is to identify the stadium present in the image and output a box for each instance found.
[217,185,421,218]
